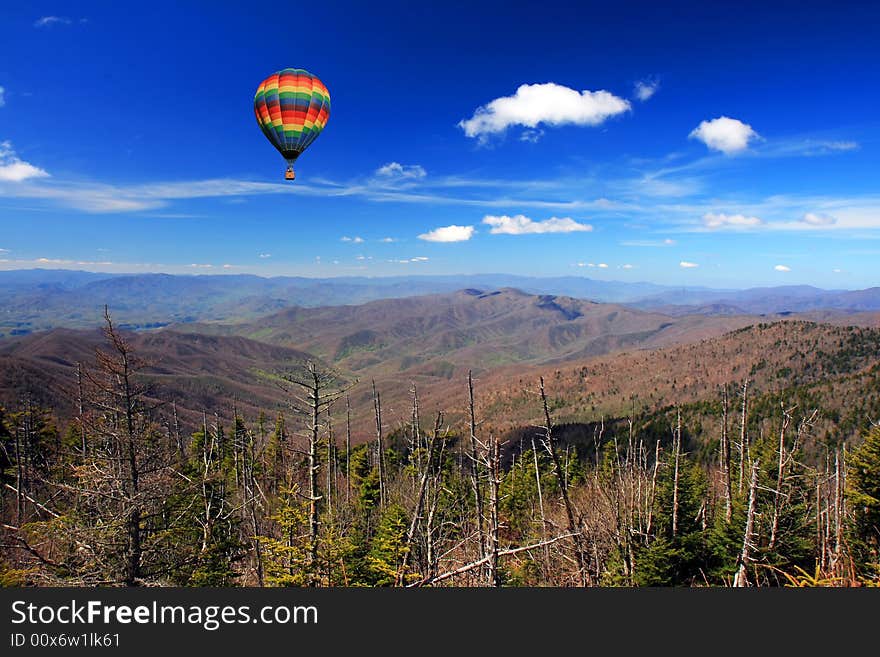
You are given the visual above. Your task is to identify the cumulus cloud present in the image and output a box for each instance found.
[482,214,592,235]
[680,261,699,268]
[0,141,49,182]
[458,82,631,140]
[375,162,426,180]
[597,263,609,269]
[341,236,364,243]
[34,16,71,27]
[774,264,791,272]
[634,79,659,101]
[418,225,475,242]
[702,212,764,229]
[801,212,836,226]
[689,116,759,154]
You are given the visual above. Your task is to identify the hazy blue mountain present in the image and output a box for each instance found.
[0,269,878,337]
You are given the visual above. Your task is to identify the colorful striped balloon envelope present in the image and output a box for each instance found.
[254,68,331,180]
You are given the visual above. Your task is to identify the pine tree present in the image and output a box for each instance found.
[848,426,880,579]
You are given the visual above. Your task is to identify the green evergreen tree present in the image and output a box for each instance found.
[848,426,880,579]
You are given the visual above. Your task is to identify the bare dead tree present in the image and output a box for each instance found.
[486,433,502,587]
[467,370,487,571]
[279,363,352,582]
[371,380,386,509]
[345,395,352,506]
[737,379,750,495]
[734,459,760,587]
[672,407,682,538]
[769,403,795,549]
[539,376,589,586]
[397,410,443,585]
[720,384,732,522]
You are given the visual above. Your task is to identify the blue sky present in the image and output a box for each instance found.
[1,1,879,288]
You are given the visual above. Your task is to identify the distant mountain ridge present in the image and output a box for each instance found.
[1,269,879,338]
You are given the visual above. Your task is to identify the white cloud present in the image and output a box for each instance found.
[34,16,71,27]
[380,237,397,243]
[418,225,475,242]
[774,264,791,272]
[376,162,426,179]
[0,141,49,182]
[189,263,213,269]
[621,264,634,269]
[702,212,764,229]
[458,82,631,140]
[689,116,759,154]
[597,263,609,269]
[801,212,836,226]
[340,236,364,243]
[680,261,699,268]
[519,129,545,143]
[410,256,429,262]
[634,79,659,101]
[0,86,5,108]
[258,253,272,258]
[822,141,859,152]
[621,238,676,247]
[482,214,592,235]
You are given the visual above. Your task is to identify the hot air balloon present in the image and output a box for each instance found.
[254,68,331,180]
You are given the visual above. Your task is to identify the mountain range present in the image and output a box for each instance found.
[3,269,880,338]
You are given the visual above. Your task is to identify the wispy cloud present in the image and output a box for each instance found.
[0,86,5,108]
[459,82,631,141]
[774,264,791,272]
[418,225,475,242]
[689,117,759,154]
[801,212,836,226]
[258,253,272,258]
[702,212,764,229]
[679,261,699,268]
[633,78,659,101]
[375,162,426,180]
[621,238,676,247]
[482,214,592,235]
[341,236,365,243]
[34,16,72,28]
[380,237,397,243]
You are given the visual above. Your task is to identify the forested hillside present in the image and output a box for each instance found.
[2,311,878,587]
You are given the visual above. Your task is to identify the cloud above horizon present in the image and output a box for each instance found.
[418,224,475,242]
[459,82,630,140]
[482,214,593,235]
[679,261,699,268]
[774,264,791,272]
[690,116,759,154]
